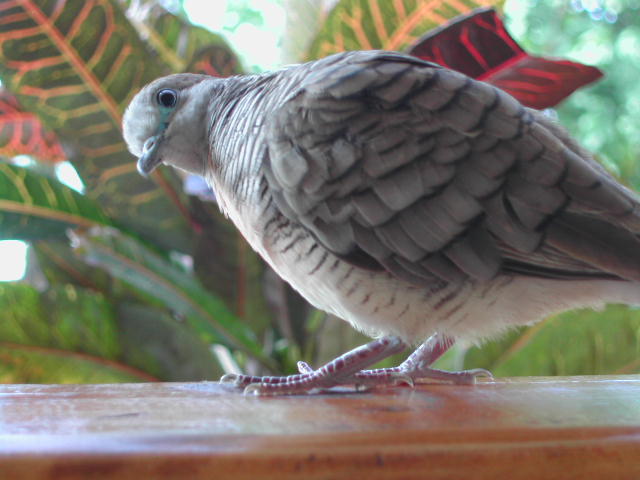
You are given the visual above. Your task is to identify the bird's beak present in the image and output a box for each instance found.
[137,134,164,176]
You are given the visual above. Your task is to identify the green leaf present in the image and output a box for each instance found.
[32,238,166,309]
[305,0,503,60]
[0,163,112,240]
[0,282,154,382]
[461,305,640,376]
[190,200,273,336]
[117,303,223,381]
[505,1,640,189]
[0,343,148,383]
[32,239,114,292]
[0,282,119,357]
[0,0,192,251]
[0,282,223,382]
[72,226,276,370]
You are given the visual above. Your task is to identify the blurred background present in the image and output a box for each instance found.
[1,0,639,383]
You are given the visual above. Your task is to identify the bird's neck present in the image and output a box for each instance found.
[206,71,300,226]
[199,74,279,255]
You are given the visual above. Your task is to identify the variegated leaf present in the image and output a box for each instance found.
[408,8,603,109]
[306,0,502,60]
[0,0,192,250]
[125,3,242,76]
[0,163,112,239]
[187,44,243,77]
[0,89,65,162]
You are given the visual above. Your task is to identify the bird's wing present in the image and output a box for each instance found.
[263,51,640,285]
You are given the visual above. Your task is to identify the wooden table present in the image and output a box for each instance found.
[1,376,640,479]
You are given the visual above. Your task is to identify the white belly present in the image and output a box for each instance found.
[230,198,640,345]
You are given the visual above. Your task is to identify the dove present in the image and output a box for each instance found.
[123,50,640,395]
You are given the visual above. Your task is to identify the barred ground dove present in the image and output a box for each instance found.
[123,51,640,394]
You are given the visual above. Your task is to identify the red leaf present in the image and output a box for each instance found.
[484,56,603,110]
[0,90,65,163]
[408,8,603,109]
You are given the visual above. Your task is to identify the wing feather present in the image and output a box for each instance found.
[263,51,640,284]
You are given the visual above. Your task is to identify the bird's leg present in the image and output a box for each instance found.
[220,336,408,395]
[221,334,492,395]
[353,334,493,386]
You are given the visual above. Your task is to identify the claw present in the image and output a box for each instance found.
[471,368,494,379]
[393,373,415,387]
[220,373,241,385]
[464,368,494,383]
[297,361,314,374]
[445,368,494,385]
[243,383,264,396]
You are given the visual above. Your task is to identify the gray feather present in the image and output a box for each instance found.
[256,50,640,284]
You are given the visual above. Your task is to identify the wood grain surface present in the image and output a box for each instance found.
[2,376,640,479]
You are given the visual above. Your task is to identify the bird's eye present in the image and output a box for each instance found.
[156,89,177,108]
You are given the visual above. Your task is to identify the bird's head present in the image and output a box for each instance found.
[123,73,216,177]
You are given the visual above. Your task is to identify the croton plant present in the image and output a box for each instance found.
[0,0,636,383]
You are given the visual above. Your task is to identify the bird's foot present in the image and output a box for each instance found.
[220,336,406,395]
[358,334,492,385]
[220,334,493,395]
[350,334,492,387]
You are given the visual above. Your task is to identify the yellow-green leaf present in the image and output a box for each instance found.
[460,305,640,376]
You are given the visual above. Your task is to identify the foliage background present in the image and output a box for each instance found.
[1,0,639,383]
